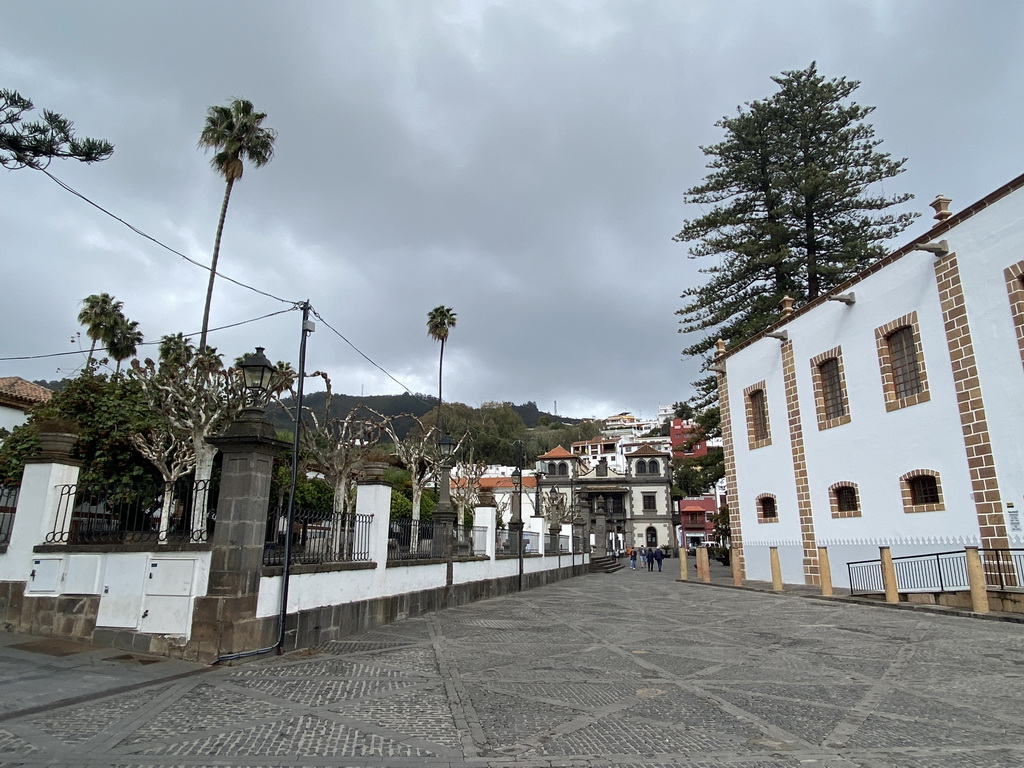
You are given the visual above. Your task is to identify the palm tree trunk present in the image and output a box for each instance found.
[437,338,445,433]
[199,177,235,351]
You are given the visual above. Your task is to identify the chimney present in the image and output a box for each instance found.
[780,295,795,319]
[930,194,952,222]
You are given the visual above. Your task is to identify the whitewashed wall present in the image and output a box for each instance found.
[725,183,1024,587]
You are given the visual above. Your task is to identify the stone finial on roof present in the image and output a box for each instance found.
[715,338,727,356]
[780,296,795,318]
[930,194,952,221]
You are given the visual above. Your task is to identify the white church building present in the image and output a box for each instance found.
[715,173,1024,588]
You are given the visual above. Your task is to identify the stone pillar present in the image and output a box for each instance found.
[769,546,783,591]
[879,546,899,604]
[474,493,496,560]
[965,546,990,614]
[357,474,393,566]
[0,450,81,604]
[677,548,688,581]
[818,546,834,597]
[189,413,286,662]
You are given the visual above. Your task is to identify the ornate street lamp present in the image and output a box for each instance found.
[238,347,275,410]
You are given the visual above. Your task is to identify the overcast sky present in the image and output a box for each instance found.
[2,1,1021,421]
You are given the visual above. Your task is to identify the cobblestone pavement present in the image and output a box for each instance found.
[2,565,1024,768]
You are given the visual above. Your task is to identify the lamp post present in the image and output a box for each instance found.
[435,433,457,591]
[510,467,524,591]
[548,486,562,556]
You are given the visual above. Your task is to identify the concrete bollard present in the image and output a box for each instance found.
[965,546,990,614]
[696,547,711,583]
[769,546,783,591]
[818,546,833,597]
[731,551,744,587]
[879,546,899,604]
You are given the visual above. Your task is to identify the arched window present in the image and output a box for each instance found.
[547,462,556,474]
[557,461,569,476]
[756,494,778,523]
[635,459,647,474]
[899,470,944,513]
[829,482,860,518]
[647,459,660,475]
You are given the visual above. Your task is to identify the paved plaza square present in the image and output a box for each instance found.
[1,566,1022,767]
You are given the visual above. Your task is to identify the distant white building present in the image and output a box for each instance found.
[715,176,1024,588]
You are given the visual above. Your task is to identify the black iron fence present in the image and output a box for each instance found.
[388,518,448,561]
[523,530,539,553]
[0,485,18,545]
[848,548,1023,596]
[263,505,372,565]
[47,480,216,544]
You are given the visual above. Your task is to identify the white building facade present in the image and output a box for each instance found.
[716,176,1024,588]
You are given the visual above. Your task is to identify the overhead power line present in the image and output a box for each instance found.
[0,307,298,362]
[40,168,299,306]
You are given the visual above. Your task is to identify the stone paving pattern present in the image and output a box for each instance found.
[2,562,1024,767]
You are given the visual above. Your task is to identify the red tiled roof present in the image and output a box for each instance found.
[479,476,537,490]
[537,445,574,459]
[625,444,668,457]
[0,377,53,408]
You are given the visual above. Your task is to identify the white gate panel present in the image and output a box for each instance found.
[96,554,147,629]
[140,558,197,635]
[65,555,102,594]
[27,557,64,593]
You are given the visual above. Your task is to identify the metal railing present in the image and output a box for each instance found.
[47,480,216,544]
[848,548,1024,596]
[387,519,448,561]
[0,485,18,545]
[263,506,372,565]
[982,548,1023,589]
[559,534,570,553]
[523,530,539,554]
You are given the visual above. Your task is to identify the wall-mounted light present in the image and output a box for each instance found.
[765,331,789,341]
[827,292,856,305]
[707,363,726,374]
[914,239,949,257]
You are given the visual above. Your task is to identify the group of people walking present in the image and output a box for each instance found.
[627,545,664,572]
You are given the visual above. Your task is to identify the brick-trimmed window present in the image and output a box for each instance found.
[744,381,771,449]
[829,482,861,518]
[876,313,930,411]
[756,493,778,523]
[810,347,851,430]
[1004,261,1024,370]
[899,470,944,513]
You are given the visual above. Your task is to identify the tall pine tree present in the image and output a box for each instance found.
[676,62,917,416]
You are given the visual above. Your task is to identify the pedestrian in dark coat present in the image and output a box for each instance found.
[653,547,664,572]
[646,547,655,571]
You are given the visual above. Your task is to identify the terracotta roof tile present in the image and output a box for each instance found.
[538,445,574,459]
[0,377,53,408]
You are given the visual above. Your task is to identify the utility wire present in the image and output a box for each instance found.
[0,307,298,362]
[34,171,433,408]
[39,168,299,306]
[307,305,434,408]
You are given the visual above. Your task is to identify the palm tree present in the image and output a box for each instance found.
[426,305,457,431]
[77,293,123,364]
[197,98,276,351]
[104,313,143,374]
